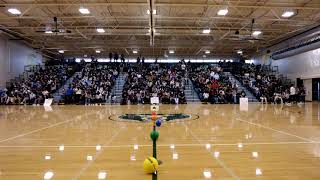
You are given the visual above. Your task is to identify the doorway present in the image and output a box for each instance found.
[312,78,320,101]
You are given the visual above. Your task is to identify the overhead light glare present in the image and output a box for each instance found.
[96,145,102,151]
[98,171,107,179]
[79,7,90,14]
[203,170,212,179]
[44,171,54,180]
[147,9,157,15]
[252,30,262,36]
[256,168,262,175]
[172,153,178,160]
[252,151,259,158]
[217,9,228,16]
[202,29,211,34]
[96,28,105,33]
[8,8,21,15]
[282,11,294,18]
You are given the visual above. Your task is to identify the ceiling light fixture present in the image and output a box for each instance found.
[169,50,175,54]
[217,9,228,16]
[148,28,155,33]
[252,30,262,36]
[96,50,101,53]
[147,9,157,15]
[58,50,64,54]
[79,7,90,14]
[96,28,105,33]
[8,8,21,15]
[282,11,295,18]
[45,30,53,34]
[205,50,210,54]
[202,29,211,34]
[133,50,138,54]
[237,50,243,54]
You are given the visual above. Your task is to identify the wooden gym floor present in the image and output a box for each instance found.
[0,103,320,180]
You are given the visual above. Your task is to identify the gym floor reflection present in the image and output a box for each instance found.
[0,103,320,179]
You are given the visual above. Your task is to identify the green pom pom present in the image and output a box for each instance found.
[150,131,159,141]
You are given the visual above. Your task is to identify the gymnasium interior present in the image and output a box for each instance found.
[0,0,320,179]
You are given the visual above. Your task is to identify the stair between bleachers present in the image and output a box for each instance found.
[53,72,81,103]
[184,78,201,103]
[108,73,126,104]
[224,72,259,102]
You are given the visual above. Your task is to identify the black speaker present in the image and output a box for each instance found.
[297,78,303,87]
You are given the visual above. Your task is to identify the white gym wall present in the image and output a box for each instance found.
[0,34,43,88]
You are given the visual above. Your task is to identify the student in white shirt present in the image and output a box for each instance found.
[289,85,296,103]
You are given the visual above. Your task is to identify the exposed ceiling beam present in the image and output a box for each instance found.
[0,2,319,10]
[0,15,314,24]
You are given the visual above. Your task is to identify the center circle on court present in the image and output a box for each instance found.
[108,113,199,122]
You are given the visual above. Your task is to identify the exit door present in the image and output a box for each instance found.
[312,78,320,101]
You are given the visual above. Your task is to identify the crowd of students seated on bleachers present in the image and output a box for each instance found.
[190,65,246,104]
[0,58,309,106]
[63,62,119,105]
[224,62,306,104]
[0,64,76,105]
[121,61,187,105]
